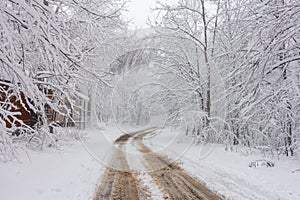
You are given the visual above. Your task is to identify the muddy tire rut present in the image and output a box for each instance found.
[93,129,222,200]
[93,140,140,200]
[133,133,222,200]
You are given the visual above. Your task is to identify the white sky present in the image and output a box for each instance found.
[124,0,177,29]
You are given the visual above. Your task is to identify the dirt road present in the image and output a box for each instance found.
[93,129,222,200]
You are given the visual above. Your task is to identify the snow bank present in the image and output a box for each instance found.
[145,128,300,200]
[0,128,114,200]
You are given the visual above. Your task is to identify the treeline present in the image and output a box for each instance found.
[143,0,300,156]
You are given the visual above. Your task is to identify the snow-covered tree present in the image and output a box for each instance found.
[216,0,300,154]
[0,0,128,160]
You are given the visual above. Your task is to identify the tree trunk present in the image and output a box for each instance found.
[233,129,239,145]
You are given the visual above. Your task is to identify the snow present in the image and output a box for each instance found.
[138,172,164,200]
[126,137,164,200]
[0,128,112,200]
[1,126,299,200]
[126,137,145,170]
[75,91,90,101]
[144,128,300,200]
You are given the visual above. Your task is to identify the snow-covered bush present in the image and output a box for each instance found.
[249,159,275,168]
[0,130,30,162]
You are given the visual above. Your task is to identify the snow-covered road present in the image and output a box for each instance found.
[93,128,222,199]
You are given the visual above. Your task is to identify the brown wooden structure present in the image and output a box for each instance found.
[0,80,72,132]
[0,81,37,129]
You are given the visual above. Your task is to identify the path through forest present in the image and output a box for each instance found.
[93,129,222,200]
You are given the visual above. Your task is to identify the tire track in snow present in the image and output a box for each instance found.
[132,130,223,200]
[93,139,139,200]
[126,137,164,200]
[94,128,222,200]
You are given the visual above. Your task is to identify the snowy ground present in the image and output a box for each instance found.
[0,128,118,200]
[0,125,149,200]
[144,128,300,200]
[1,126,299,200]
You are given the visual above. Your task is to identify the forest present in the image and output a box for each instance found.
[0,0,299,162]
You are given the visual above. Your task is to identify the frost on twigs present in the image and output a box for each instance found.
[0,131,21,162]
[249,159,275,168]
[0,126,82,162]
[26,127,83,150]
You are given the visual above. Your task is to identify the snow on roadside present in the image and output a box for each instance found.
[145,128,300,200]
[0,128,114,200]
[126,137,164,200]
